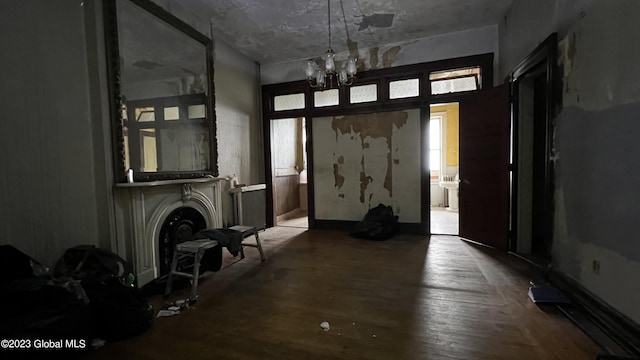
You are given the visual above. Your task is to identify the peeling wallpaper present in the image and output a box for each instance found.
[313,110,421,222]
[503,0,640,324]
[553,1,640,324]
[261,25,498,85]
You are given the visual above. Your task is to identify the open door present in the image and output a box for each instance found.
[459,85,510,250]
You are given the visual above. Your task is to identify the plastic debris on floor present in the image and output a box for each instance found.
[320,321,330,331]
[156,298,195,318]
[528,282,571,304]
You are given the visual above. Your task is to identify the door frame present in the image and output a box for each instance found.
[506,33,559,257]
[261,54,494,233]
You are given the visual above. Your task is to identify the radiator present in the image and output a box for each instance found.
[231,184,266,230]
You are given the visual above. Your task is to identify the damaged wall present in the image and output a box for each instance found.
[313,110,421,223]
[498,0,595,80]
[501,0,640,324]
[261,25,498,85]
[554,0,640,324]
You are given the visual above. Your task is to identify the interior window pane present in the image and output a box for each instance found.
[429,67,481,82]
[164,106,180,121]
[430,117,441,149]
[274,93,305,111]
[429,67,481,95]
[430,150,441,171]
[431,77,478,95]
[350,84,377,104]
[140,129,157,172]
[389,78,419,99]
[314,89,339,107]
[123,126,130,170]
[188,104,206,119]
[135,107,155,122]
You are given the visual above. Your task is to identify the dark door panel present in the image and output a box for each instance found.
[459,85,510,250]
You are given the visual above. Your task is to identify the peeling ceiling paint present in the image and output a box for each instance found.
[183,0,513,64]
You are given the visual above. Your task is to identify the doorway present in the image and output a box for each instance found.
[514,68,549,258]
[509,33,558,262]
[429,102,460,235]
[269,117,308,229]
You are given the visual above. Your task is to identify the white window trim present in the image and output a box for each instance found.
[429,111,447,183]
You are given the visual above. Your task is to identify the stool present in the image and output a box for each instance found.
[229,225,265,262]
[164,239,218,301]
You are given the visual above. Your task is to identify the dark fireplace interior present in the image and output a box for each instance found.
[158,207,207,276]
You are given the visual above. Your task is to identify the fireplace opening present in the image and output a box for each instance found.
[158,206,207,276]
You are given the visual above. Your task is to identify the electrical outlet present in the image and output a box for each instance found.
[592,260,600,274]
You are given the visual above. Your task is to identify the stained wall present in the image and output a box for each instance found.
[501,0,640,323]
[313,109,421,223]
[261,25,498,85]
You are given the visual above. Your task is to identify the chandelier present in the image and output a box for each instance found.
[305,0,357,88]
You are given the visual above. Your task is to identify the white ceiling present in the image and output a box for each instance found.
[190,0,513,64]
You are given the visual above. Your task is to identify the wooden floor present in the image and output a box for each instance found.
[83,227,602,360]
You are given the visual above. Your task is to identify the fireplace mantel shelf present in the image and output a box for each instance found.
[115,177,226,189]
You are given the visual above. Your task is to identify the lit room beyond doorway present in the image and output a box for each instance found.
[429,103,459,235]
[270,117,308,229]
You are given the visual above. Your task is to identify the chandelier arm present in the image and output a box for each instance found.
[339,0,350,41]
[304,0,355,89]
[327,0,332,49]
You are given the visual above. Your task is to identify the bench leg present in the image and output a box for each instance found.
[190,249,205,301]
[254,231,266,262]
[164,249,180,296]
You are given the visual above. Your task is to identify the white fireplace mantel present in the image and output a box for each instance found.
[113,177,226,286]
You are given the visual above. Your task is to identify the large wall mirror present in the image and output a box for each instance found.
[104,0,217,182]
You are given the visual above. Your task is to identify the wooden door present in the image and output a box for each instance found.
[459,85,510,250]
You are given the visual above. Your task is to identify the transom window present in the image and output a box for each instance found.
[350,84,378,104]
[314,89,339,107]
[389,78,420,99]
[274,93,305,111]
[266,55,491,112]
[429,67,481,95]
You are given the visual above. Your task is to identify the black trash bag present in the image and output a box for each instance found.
[54,245,153,342]
[0,277,95,340]
[350,203,399,240]
[81,276,153,342]
[0,244,50,287]
[0,246,95,342]
[54,245,135,287]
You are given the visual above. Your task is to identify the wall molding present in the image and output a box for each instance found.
[549,268,640,357]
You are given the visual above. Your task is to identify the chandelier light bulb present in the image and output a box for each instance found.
[347,58,357,76]
[325,50,335,72]
[305,60,316,79]
[316,70,326,86]
[339,69,348,84]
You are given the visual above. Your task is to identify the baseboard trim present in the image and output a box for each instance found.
[549,268,640,357]
[312,220,425,235]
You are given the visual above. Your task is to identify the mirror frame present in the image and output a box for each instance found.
[104,0,218,182]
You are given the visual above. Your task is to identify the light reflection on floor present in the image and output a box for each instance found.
[430,207,459,235]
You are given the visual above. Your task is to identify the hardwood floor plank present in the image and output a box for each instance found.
[81,229,602,360]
